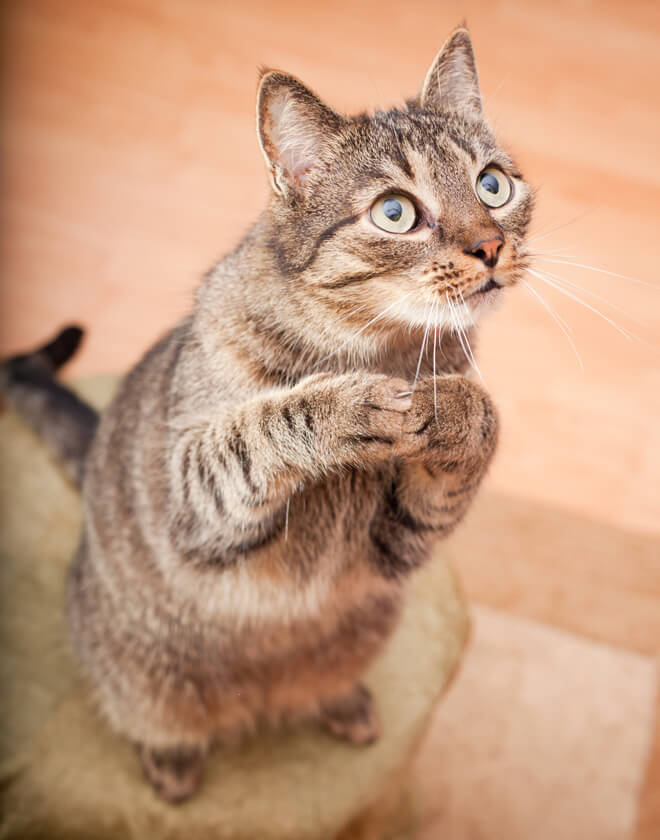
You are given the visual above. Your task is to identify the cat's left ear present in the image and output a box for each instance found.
[420,27,482,115]
[257,70,344,198]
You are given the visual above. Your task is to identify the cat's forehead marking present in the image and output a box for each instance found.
[446,131,477,162]
[398,130,484,218]
[401,147,446,218]
[363,110,497,211]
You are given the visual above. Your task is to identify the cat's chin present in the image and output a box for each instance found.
[392,294,495,334]
[464,285,505,319]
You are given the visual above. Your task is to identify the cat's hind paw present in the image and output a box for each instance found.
[137,742,207,804]
[319,683,381,746]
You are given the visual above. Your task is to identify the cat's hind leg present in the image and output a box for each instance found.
[319,683,381,746]
[136,742,208,803]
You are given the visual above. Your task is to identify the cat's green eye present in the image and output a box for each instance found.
[476,167,513,208]
[370,194,417,234]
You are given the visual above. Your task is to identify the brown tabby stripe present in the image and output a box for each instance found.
[180,440,194,504]
[446,479,482,498]
[196,439,224,513]
[447,130,476,161]
[282,405,295,432]
[222,507,287,557]
[260,404,276,439]
[227,425,259,495]
[368,527,405,578]
[435,459,462,473]
[299,398,315,432]
[319,271,384,290]
[413,416,435,435]
[480,395,495,441]
[390,133,414,180]
[277,214,360,274]
[382,480,453,534]
[349,433,395,446]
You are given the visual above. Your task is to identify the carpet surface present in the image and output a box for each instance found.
[0,376,469,840]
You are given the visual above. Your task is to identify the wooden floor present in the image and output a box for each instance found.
[2,1,659,837]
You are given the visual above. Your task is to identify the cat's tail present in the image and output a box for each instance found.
[0,326,99,488]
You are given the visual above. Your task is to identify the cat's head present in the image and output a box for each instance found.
[257,27,533,343]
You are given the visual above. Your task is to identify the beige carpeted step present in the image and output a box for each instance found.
[0,376,469,840]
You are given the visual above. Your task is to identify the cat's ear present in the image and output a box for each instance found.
[257,70,343,198]
[420,27,482,115]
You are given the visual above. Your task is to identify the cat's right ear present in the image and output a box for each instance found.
[257,70,344,199]
[420,27,482,115]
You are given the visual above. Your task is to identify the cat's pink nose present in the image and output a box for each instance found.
[467,236,504,268]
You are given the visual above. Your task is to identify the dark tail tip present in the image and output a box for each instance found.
[2,325,86,387]
[41,325,86,370]
[0,324,96,486]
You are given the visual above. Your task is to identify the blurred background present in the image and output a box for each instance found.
[1,1,658,837]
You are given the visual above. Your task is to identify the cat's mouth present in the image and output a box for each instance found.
[468,277,501,297]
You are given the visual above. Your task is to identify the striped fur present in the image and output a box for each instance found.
[5,27,533,801]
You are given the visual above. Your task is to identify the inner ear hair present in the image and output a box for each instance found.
[257,70,344,197]
[420,26,483,116]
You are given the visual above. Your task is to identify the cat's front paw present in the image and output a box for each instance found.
[393,375,498,469]
[334,373,412,460]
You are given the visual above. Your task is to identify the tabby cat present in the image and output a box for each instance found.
[2,27,533,802]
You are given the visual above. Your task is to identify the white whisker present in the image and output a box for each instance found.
[521,274,584,371]
[457,291,485,382]
[446,295,467,362]
[412,300,433,392]
[526,268,635,341]
[534,257,659,290]
[432,305,439,425]
[336,301,371,323]
[437,328,448,363]
[528,247,577,257]
[483,73,510,109]
[446,294,484,382]
[527,210,592,245]
[531,266,643,324]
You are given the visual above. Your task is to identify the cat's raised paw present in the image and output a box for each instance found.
[334,373,411,456]
[394,374,498,467]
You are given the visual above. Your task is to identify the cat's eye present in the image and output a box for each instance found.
[475,167,513,208]
[370,194,417,233]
